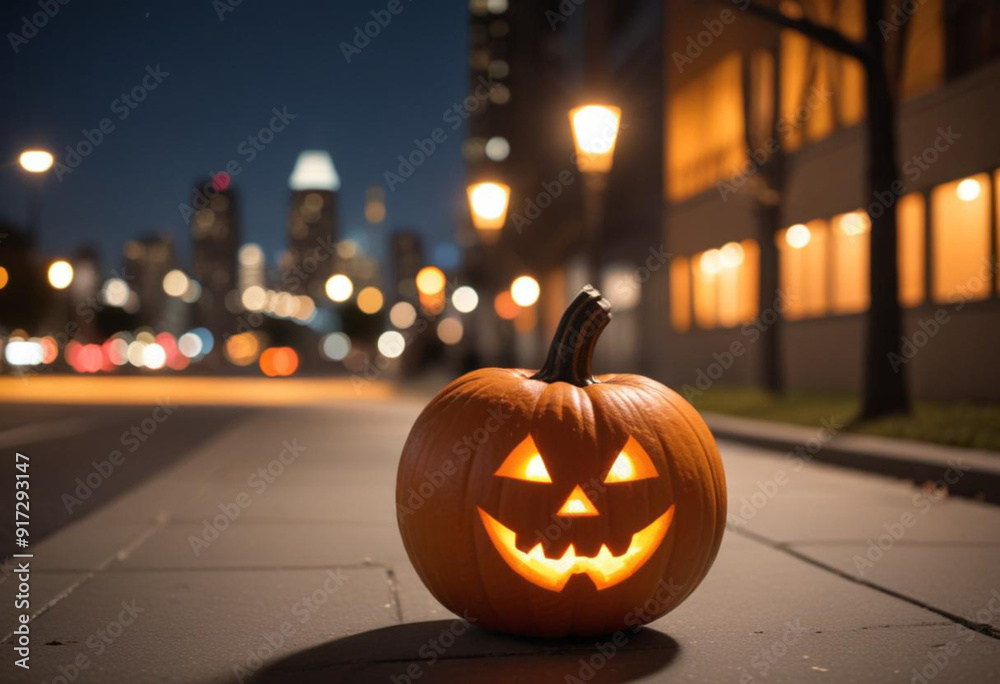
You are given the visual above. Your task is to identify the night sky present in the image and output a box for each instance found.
[0,0,467,269]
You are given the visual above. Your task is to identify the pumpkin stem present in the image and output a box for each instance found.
[530,285,611,386]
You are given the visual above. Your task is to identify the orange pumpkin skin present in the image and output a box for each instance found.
[396,288,726,637]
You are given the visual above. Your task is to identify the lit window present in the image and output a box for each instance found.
[830,210,870,314]
[931,174,991,302]
[669,257,691,332]
[690,240,759,329]
[897,193,926,307]
[780,220,828,319]
[666,54,745,201]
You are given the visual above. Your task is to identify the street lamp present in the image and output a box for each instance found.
[467,181,510,242]
[569,105,621,174]
[18,148,54,237]
[569,104,621,284]
[19,150,54,173]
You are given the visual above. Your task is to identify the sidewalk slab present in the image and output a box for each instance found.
[0,567,398,684]
[705,412,1000,502]
[792,543,1000,630]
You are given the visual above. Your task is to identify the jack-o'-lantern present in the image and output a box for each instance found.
[396,286,726,637]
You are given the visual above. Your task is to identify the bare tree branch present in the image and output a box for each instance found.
[724,1,868,62]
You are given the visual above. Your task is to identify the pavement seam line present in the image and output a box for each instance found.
[1,514,169,644]
[727,525,1000,640]
[385,567,404,623]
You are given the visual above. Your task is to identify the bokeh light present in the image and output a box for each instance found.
[452,286,479,313]
[377,331,406,358]
[510,275,540,307]
[389,301,417,329]
[357,286,384,314]
[415,266,446,296]
[325,274,354,302]
[437,318,464,345]
[47,260,74,289]
[320,332,351,361]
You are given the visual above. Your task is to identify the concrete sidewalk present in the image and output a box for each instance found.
[3,396,1000,683]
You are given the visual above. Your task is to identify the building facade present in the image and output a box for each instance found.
[464,0,1000,402]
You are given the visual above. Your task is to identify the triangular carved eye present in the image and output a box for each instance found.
[603,436,658,483]
[495,435,552,483]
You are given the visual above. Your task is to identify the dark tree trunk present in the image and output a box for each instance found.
[859,0,910,419]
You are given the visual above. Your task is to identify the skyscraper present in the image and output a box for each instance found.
[390,231,423,301]
[123,234,175,329]
[191,176,240,338]
[287,150,340,300]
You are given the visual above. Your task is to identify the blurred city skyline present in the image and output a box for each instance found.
[0,0,468,266]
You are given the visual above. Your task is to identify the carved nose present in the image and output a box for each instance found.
[557,485,599,517]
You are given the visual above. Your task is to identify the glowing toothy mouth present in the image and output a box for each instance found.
[477,505,675,592]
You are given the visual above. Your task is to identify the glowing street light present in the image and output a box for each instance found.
[569,105,621,175]
[467,182,510,239]
[19,149,54,174]
[510,275,540,307]
[47,260,74,289]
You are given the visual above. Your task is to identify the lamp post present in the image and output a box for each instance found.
[569,105,620,284]
[466,181,511,244]
[19,149,54,238]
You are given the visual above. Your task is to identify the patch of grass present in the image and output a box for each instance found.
[690,386,1000,452]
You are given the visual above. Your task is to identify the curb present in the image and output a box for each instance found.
[703,412,1000,504]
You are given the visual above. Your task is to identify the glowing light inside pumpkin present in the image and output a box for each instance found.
[495,436,552,482]
[603,437,659,483]
[557,485,599,517]
[478,505,675,591]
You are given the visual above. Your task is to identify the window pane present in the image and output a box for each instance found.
[780,220,828,319]
[739,239,760,322]
[830,210,870,314]
[669,257,691,332]
[897,193,926,307]
[666,54,745,201]
[932,174,991,302]
[693,251,719,329]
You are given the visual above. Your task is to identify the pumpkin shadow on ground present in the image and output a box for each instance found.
[252,620,680,684]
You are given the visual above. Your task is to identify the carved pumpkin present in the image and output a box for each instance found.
[396,286,726,637]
